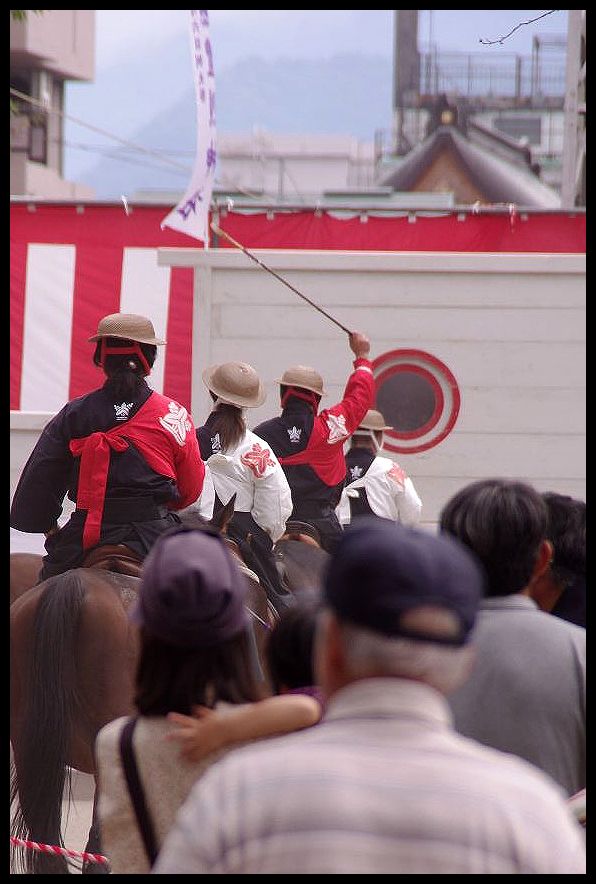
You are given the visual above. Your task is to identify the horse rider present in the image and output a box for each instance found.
[198,360,295,612]
[336,408,422,527]
[10,312,208,582]
[253,331,375,554]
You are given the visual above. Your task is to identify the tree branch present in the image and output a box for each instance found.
[479,10,560,46]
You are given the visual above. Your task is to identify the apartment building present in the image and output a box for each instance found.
[10,10,96,198]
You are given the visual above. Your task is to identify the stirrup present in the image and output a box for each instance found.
[82,544,144,578]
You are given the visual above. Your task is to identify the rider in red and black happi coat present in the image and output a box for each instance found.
[10,313,207,582]
[253,332,375,554]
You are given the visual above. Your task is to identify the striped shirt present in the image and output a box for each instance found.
[153,679,586,875]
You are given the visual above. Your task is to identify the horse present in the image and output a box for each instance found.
[10,552,45,606]
[9,501,273,875]
[274,520,330,601]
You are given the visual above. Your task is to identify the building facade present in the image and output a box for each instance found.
[10,10,96,198]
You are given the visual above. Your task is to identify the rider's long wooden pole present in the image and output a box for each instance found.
[210,222,354,335]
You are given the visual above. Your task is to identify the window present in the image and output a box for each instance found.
[494,116,542,145]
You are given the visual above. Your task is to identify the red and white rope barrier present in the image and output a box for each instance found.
[10,835,109,867]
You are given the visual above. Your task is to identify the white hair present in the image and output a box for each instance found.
[334,617,473,695]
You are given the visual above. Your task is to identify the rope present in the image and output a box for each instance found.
[10,835,110,867]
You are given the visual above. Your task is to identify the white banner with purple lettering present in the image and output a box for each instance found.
[161,9,216,244]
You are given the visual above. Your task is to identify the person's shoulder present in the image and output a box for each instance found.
[253,416,278,434]
[519,602,586,642]
[60,387,102,414]
[96,715,129,750]
[373,455,395,471]
[150,391,188,411]
[540,609,586,645]
[245,429,279,458]
[481,596,585,633]
[246,428,271,445]
[455,729,572,801]
[209,721,320,773]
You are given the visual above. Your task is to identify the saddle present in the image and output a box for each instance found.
[82,544,144,578]
[279,520,322,549]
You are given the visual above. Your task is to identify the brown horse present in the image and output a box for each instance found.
[10,552,45,606]
[274,537,329,600]
[9,507,273,875]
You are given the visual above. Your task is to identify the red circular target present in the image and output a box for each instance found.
[372,349,460,454]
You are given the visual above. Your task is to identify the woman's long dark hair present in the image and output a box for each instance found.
[134,628,260,716]
[208,394,246,452]
[93,337,157,400]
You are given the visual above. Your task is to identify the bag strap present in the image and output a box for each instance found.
[119,717,159,865]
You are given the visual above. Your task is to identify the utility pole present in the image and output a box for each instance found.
[560,10,584,208]
[393,10,419,156]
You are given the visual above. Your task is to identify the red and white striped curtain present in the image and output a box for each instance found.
[10,202,585,414]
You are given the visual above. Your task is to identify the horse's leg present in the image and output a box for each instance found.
[81,781,110,874]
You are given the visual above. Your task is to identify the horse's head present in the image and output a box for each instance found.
[209,494,237,535]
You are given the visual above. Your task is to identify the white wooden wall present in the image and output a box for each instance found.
[158,248,586,528]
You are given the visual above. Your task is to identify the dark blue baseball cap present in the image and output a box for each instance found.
[324,518,484,645]
[129,527,249,648]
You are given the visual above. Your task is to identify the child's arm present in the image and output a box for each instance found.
[166,694,322,762]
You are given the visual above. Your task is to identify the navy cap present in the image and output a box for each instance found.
[324,518,484,645]
[130,528,249,648]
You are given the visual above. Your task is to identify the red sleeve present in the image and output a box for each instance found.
[170,421,205,510]
[317,358,375,442]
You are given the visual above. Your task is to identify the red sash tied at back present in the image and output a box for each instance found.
[69,432,130,550]
[69,394,183,550]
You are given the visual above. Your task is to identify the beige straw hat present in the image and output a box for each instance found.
[203,362,266,408]
[358,409,393,432]
[88,313,166,345]
[276,365,326,396]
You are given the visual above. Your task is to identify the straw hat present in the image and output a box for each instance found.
[358,409,393,432]
[88,313,166,345]
[276,365,326,396]
[203,362,266,408]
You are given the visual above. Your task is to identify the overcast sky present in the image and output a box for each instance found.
[93,10,567,69]
[95,10,567,63]
[63,10,568,181]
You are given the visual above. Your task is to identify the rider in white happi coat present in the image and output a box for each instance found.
[197,361,294,611]
[337,409,422,527]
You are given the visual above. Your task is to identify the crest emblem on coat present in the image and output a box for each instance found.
[241,443,275,477]
[350,465,363,481]
[114,402,134,421]
[326,413,348,444]
[211,432,221,453]
[388,463,406,488]
[159,402,192,446]
[287,426,302,443]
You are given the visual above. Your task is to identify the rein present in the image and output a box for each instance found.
[245,606,272,630]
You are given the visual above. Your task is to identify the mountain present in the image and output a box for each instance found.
[72,53,393,199]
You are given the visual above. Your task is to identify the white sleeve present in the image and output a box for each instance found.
[336,487,351,527]
[196,464,216,520]
[396,476,422,526]
[177,463,215,521]
[250,446,293,543]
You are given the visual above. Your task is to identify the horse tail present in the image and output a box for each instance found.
[10,570,87,875]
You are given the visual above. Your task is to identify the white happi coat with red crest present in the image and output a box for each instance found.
[203,429,293,543]
[336,453,422,527]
